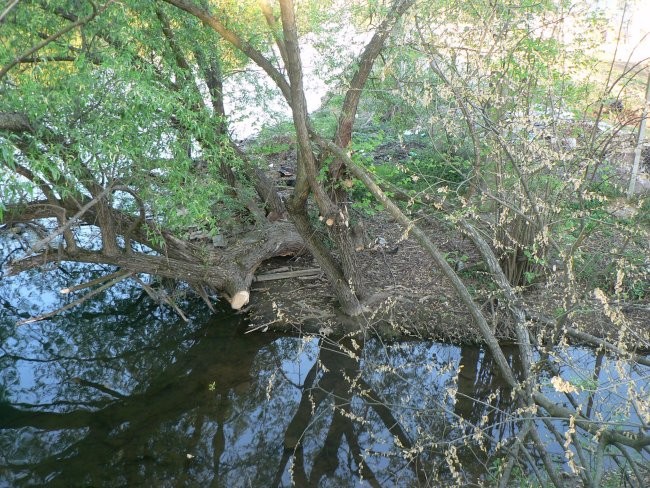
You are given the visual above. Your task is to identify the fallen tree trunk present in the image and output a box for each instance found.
[7,220,304,315]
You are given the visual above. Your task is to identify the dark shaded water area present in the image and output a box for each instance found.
[1,251,646,486]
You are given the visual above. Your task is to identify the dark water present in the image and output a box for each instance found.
[1,244,646,486]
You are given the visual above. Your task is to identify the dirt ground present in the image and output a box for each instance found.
[243,209,649,348]
[241,134,650,348]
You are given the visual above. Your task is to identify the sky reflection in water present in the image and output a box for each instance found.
[0,248,647,486]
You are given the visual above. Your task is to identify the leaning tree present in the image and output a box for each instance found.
[1,0,414,317]
[2,1,649,485]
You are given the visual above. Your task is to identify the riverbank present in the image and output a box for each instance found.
[244,209,650,349]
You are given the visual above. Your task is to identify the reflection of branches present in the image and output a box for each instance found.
[355,377,417,452]
[310,406,346,482]
[273,337,424,486]
[1,319,270,484]
[0,340,164,365]
[71,377,126,399]
[11,399,108,410]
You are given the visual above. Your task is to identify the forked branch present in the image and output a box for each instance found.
[0,1,112,81]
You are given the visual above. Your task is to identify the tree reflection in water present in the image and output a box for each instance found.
[272,337,426,487]
[0,309,518,486]
[453,345,520,481]
[0,259,608,486]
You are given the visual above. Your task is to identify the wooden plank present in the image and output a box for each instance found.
[254,268,321,282]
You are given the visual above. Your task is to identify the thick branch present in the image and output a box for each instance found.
[259,0,289,67]
[195,48,227,127]
[279,0,335,217]
[155,8,192,72]
[0,112,33,132]
[9,220,304,310]
[314,133,518,386]
[161,0,292,103]
[9,162,59,203]
[17,55,77,64]
[334,0,415,149]
[316,132,650,452]
[274,0,362,314]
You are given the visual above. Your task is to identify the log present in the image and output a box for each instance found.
[254,268,321,282]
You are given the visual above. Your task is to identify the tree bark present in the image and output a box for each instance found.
[8,220,304,310]
[279,0,365,315]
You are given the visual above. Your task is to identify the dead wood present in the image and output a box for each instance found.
[254,268,321,282]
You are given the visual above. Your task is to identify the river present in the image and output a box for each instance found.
[1,250,646,486]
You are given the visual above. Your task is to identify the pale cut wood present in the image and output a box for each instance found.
[230,290,250,309]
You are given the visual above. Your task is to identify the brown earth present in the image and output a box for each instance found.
[243,210,649,348]
[240,136,650,348]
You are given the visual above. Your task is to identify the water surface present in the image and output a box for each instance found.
[1,246,646,486]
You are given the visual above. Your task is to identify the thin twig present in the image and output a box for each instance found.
[60,270,131,294]
[527,311,650,367]
[518,441,547,487]
[133,276,188,322]
[529,426,564,488]
[0,0,20,24]
[614,442,644,488]
[497,422,532,488]
[564,326,650,367]
[27,185,112,255]
[0,1,112,80]
[189,281,215,312]
[17,271,133,325]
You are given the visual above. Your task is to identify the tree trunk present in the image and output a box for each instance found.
[6,198,304,311]
[279,0,364,315]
